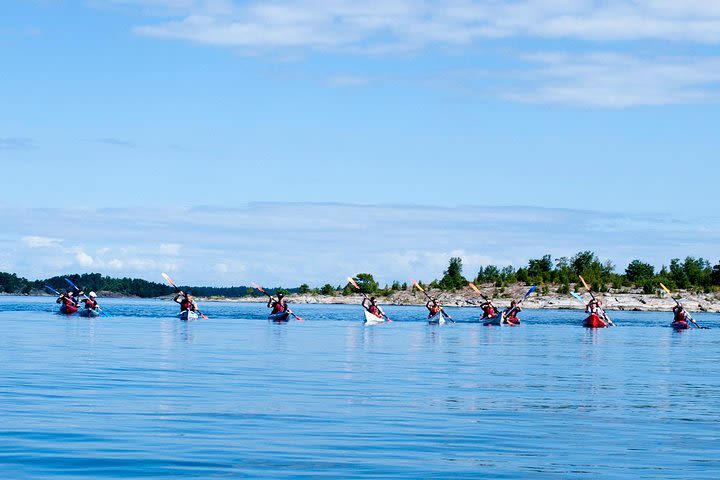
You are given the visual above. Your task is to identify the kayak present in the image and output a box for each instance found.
[178,310,199,321]
[428,312,446,325]
[364,310,386,325]
[583,313,608,328]
[482,313,502,326]
[268,312,291,323]
[79,308,100,318]
[671,320,690,330]
[59,304,78,315]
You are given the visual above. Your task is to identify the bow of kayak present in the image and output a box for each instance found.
[79,308,100,318]
[428,312,446,325]
[268,312,291,323]
[178,310,199,321]
[59,304,79,315]
[583,313,608,328]
[671,320,690,330]
[364,310,386,325]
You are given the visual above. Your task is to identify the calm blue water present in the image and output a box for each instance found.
[1,296,719,479]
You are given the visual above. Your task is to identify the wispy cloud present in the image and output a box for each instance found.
[95,137,136,148]
[21,236,62,248]
[501,52,720,107]
[0,137,36,150]
[3,203,719,286]
[124,0,720,51]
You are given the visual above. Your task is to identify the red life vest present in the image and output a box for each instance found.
[674,309,686,322]
[272,301,286,314]
[482,306,495,317]
[181,299,196,311]
[83,298,97,309]
[63,297,76,307]
[368,305,380,317]
[429,306,441,316]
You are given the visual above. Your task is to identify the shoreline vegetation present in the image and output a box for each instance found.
[2,251,719,313]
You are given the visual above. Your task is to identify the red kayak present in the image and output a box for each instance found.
[60,303,79,315]
[671,320,690,330]
[583,313,608,328]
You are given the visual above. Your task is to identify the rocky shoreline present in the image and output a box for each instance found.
[192,284,720,313]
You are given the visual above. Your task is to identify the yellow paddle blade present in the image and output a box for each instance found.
[161,272,176,288]
[347,277,360,290]
[578,275,591,292]
[659,282,672,296]
[410,279,425,293]
[468,282,481,295]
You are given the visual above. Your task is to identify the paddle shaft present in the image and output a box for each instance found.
[578,276,613,326]
[660,283,701,328]
[413,280,454,322]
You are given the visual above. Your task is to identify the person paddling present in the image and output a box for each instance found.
[173,291,198,314]
[480,299,497,319]
[56,289,80,311]
[268,292,290,315]
[82,291,99,312]
[672,303,699,328]
[503,300,522,325]
[426,298,442,319]
[362,296,386,320]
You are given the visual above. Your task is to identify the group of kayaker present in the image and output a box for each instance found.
[55,289,100,317]
[53,273,707,330]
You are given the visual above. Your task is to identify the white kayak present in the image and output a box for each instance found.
[364,310,386,325]
[428,312,446,325]
[79,308,100,318]
[268,312,291,322]
[178,310,199,321]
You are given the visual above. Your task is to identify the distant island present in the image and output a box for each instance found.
[1,251,718,312]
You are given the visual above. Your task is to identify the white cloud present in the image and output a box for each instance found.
[107,259,124,269]
[125,0,720,52]
[159,243,181,255]
[75,250,95,267]
[502,53,720,107]
[22,236,62,248]
[4,203,720,286]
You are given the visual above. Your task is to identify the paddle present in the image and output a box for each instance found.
[659,283,704,329]
[251,282,304,321]
[161,272,208,319]
[468,282,500,320]
[44,285,61,295]
[503,285,537,321]
[570,291,586,305]
[64,277,110,318]
[578,275,613,326]
[411,279,454,323]
[348,277,392,322]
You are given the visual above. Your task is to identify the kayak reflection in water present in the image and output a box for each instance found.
[362,296,386,319]
[173,290,198,313]
[480,299,498,319]
[503,300,522,325]
[426,297,442,318]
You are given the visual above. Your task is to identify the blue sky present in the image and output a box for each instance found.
[1,1,719,285]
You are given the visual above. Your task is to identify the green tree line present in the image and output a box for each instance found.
[1,252,718,297]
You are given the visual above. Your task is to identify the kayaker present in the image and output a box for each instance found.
[82,291,99,311]
[173,291,198,313]
[268,292,291,315]
[56,289,80,309]
[503,300,522,325]
[480,299,497,319]
[426,298,442,318]
[362,296,386,319]
[672,303,698,327]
